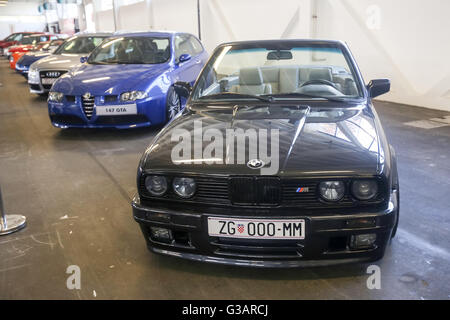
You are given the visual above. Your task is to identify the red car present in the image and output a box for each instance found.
[9,39,65,70]
[0,32,44,56]
[6,34,58,60]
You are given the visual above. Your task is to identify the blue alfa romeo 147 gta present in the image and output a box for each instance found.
[47,31,208,129]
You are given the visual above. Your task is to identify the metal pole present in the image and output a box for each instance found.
[0,184,27,236]
[197,0,201,40]
[0,185,6,229]
[112,0,118,32]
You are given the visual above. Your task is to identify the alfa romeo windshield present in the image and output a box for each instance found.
[54,36,106,55]
[192,43,363,101]
[88,37,170,65]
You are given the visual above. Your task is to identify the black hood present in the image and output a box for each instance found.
[141,101,382,177]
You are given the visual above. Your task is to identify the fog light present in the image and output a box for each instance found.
[346,218,376,228]
[149,226,172,243]
[350,233,376,249]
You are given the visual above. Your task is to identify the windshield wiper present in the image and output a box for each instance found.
[261,92,353,103]
[197,92,273,102]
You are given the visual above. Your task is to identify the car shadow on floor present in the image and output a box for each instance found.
[52,126,162,142]
[145,246,391,281]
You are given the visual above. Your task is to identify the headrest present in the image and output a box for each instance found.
[309,68,332,81]
[239,67,263,85]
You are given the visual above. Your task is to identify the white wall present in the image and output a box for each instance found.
[314,0,450,111]
[0,2,46,39]
[93,0,311,52]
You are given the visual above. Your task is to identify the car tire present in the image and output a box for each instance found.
[391,185,400,238]
[166,86,181,123]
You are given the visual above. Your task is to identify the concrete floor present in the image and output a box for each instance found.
[0,60,449,300]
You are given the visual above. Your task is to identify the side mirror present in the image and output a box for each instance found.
[178,53,191,64]
[367,79,390,98]
[174,81,192,98]
[80,56,88,63]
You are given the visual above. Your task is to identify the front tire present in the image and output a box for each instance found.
[166,86,181,123]
[391,185,400,238]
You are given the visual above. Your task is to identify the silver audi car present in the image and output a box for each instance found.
[28,32,112,95]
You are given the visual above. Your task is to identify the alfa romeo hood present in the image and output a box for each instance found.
[53,63,170,95]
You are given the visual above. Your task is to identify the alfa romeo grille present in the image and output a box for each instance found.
[82,95,95,119]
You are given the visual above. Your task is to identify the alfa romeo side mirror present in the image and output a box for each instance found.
[178,53,191,64]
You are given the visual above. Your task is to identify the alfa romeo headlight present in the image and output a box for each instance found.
[351,180,378,200]
[319,181,345,201]
[172,177,196,199]
[120,91,147,102]
[145,175,168,196]
[48,91,64,102]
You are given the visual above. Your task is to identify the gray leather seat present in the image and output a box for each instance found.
[306,67,342,92]
[261,67,280,93]
[308,68,333,81]
[231,67,272,95]
[279,66,299,93]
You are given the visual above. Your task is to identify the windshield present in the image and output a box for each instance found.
[4,34,20,41]
[88,37,170,64]
[54,36,105,54]
[191,43,363,101]
[21,36,42,45]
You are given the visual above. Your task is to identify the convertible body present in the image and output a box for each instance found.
[132,40,399,267]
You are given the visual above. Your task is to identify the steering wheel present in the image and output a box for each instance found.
[300,79,339,90]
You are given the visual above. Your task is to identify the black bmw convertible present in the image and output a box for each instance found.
[132,39,399,267]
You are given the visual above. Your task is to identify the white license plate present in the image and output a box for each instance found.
[95,104,137,116]
[41,78,57,85]
[208,217,305,240]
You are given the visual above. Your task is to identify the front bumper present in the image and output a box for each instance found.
[132,191,398,268]
[48,96,166,129]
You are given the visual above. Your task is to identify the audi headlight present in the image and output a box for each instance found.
[351,180,378,200]
[319,181,345,201]
[120,91,147,102]
[145,175,168,196]
[48,91,64,102]
[172,177,196,199]
[28,67,39,84]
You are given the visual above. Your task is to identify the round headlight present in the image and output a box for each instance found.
[351,180,378,200]
[145,175,168,196]
[319,181,345,201]
[172,177,196,199]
